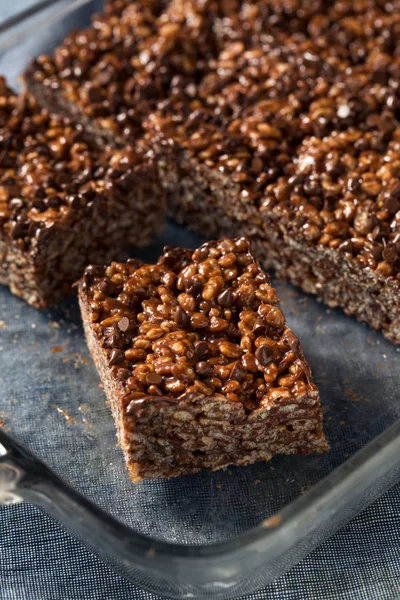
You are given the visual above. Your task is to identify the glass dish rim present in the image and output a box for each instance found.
[0,0,399,584]
[1,419,399,578]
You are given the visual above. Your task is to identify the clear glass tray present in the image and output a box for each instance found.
[0,2,399,598]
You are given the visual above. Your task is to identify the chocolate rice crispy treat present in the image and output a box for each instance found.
[78,237,328,481]
[25,0,400,145]
[151,103,400,341]
[151,96,400,341]
[0,79,164,308]
[25,0,400,341]
[144,0,400,343]
[23,0,351,147]
[24,0,221,148]
[258,129,400,342]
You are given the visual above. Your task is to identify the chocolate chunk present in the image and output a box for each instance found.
[283,330,300,353]
[86,265,104,278]
[0,150,12,168]
[252,318,267,336]
[9,198,23,211]
[255,345,274,366]
[87,86,103,103]
[67,195,81,210]
[338,239,353,254]
[10,220,27,240]
[382,245,398,263]
[103,333,123,349]
[109,348,125,366]
[195,361,213,377]
[385,196,400,215]
[146,372,163,385]
[186,280,202,295]
[54,172,70,188]
[372,71,389,86]
[175,306,190,327]
[46,195,61,208]
[217,287,234,307]
[347,177,360,193]
[194,340,209,357]
[126,258,143,268]
[98,278,116,295]
[230,361,247,381]
[31,199,45,211]
[118,368,132,380]
[386,95,400,110]
[159,254,176,269]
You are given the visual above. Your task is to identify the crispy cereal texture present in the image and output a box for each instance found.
[79,238,328,481]
[0,80,164,308]
[25,0,400,340]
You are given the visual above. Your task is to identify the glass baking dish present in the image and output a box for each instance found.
[0,1,400,597]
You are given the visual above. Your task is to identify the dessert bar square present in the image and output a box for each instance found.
[150,98,400,342]
[0,79,164,308]
[79,237,328,481]
[24,0,221,148]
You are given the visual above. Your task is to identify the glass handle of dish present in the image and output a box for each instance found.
[0,428,46,505]
[0,428,117,540]
[0,429,175,594]
[0,428,155,564]
[0,444,24,505]
[0,428,77,509]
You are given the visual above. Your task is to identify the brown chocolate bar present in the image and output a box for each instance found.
[78,238,328,481]
[0,79,164,308]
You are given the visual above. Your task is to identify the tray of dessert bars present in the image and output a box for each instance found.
[0,1,399,598]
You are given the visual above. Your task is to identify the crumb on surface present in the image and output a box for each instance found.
[55,406,77,424]
[262,515,281,528]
